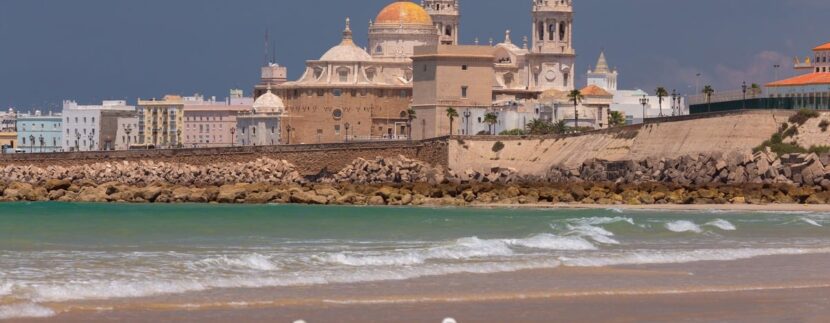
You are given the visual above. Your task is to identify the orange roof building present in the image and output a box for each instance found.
[764,41,830,110]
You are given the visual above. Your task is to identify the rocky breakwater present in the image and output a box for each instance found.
[3,153,830,206]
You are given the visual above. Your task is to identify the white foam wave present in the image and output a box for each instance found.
[0,282,12,297]
[665,220,703,233]
[562,247,830,267]
[506,234,598,250]
[801,217,824,227]
[571,216,635,226]
[190,254,279,271]
[0,303,55,319]
[565,224,620,245]
[706,219,737,231]
[326,234,598,267]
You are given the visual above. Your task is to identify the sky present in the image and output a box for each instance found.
[0,0,827,111]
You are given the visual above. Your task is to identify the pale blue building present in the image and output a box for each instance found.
[16,112,63,153]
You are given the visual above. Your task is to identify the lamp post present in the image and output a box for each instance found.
[230,127,236,147]
[742,81,748,110]
[344,123,350,142]
[286,125,294,145]
[639,95,650,124]
[74,130,81,152]
[671,89,678,116]
[676,94,683,116]
[463,110,472,135]
[124,125,133,147]
[29,135,34,153]
[88,133,94,151]
[39,135,44,153]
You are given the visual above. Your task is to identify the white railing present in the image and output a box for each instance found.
[345,135,409,142]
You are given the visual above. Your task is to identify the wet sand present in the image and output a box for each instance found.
[13,253,830,323]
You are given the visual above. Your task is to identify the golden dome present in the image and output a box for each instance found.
[375,1,433,26]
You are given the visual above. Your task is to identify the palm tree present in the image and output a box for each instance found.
[567,90,584,128]
[483,112,498,135]
[609,111,626,127]
[445,107,459,136]
[526,119,551,135]
[551,120,568,135]
[655,87,668,117]
[702,85,715,113]
[750,83,762,97]
[406,108,416,140]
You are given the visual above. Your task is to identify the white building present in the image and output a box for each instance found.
[237,87,283,146]
[61,100,136,151]
[586,52,687,124]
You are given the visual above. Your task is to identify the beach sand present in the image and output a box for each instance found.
[13,253,830,323]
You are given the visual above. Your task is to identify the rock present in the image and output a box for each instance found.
[290,190,328,205]
[217,185,247,203]
[367,195,386,206]
[44,179,71,192]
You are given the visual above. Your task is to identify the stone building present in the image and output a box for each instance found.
[16,111,62,153]
[237,86,283,146]
[61,100,136,151]
[411,45,495,139]
[137,95,184,148]
[253,0,578,143]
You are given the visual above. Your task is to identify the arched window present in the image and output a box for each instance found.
[537,22,544,41]
[445,26,452,36]
[559,23,567,41]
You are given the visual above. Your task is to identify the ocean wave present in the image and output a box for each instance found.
[562,247,830,267]
[800,217,824,227]
[0,303,55,319]
[325,234,596,267]
[565,224,620,245]
[188,254,279,272]
[705,219,737,231]
[665,220,703,233]
[570,216,635,226]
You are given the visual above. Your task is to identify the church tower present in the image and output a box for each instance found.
[528,0,576,91]
[423,0,460,45]
[587,51,618,92]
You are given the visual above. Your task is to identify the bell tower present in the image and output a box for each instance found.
[528,0,576,91]
[423,0,460,45]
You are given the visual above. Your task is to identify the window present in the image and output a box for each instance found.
[563,73,569,87]
[333,89,342,97]
[548,23,555,41]
[462,65,468,71]
[559,22,567,41]
[338,70,349,82]
[332,109,343,119]
[334,125,341,135]
[537,22,544,41]
[461,86,468,98]
[317,89,324,96]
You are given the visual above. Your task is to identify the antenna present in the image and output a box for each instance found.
[264,29,270,66]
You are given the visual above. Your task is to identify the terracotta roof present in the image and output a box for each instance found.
[766,72,830,87]
[375,1,432,26]
[580,85,613,97]
[814,42,830,51]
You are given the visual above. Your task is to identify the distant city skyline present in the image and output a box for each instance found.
[0,0,826,111]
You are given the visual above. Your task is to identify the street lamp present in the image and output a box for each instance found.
[124,124,133,147]
[38,135,44,153]
[88,133,94,151]
[29,135,34,153]
[742,81,748,110]
[344,123,350,142]
[675,94,683,116]
[639,95,650,124]
[230,127,236,147]
[671,89,678,116]
[286,125,294,145]
[463,110,472,136]
[74,130,81,151]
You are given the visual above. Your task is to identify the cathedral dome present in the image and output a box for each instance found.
[320,18,373,62]
[252,86,284,114]
[375,1,433,26]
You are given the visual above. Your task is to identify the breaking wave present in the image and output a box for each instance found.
[665,220,703,233]
[706,219,737,231]
[562,247,830,267]
[0,303,56,320]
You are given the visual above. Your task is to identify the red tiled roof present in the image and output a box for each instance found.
[814,42,830,51]
[579,84,613,97]
[766,73,830,87]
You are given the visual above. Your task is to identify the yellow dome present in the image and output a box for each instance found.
[375,1,433,26]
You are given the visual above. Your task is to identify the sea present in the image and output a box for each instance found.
[1,203,829,320]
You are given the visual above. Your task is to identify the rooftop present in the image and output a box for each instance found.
[766,72,830,87]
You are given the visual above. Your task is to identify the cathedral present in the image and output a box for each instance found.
[254,0,577,144]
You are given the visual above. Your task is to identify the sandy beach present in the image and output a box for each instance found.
[11,253,830,323]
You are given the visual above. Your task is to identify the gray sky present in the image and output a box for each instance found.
[0,0,826,111]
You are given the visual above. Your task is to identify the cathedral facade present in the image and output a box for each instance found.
[254,0,576,144]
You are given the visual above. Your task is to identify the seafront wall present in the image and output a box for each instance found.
[450,110,794,176]
[0,139,450,176]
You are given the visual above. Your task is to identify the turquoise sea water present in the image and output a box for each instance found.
[1,203,829,319]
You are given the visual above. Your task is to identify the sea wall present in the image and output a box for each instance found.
[450,110,793,176]
[0,139,449,176]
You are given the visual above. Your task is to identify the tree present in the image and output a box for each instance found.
[445,107,458,136]
[609,111,626,127]
[406,108,416,139]
[483,112,498,135]
[551,120,569,135]
[702,85,715,113]
[567,90,584,128]
[526,119,551,135]
[750,83,762,97]
[655,87,668,117]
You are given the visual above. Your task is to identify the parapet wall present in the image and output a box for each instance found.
[450,110,794,176]
[0,139,450,176]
